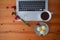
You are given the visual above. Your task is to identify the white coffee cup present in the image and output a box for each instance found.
[40,10,52,22]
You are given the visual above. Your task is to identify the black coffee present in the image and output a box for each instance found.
[41,12,49,20]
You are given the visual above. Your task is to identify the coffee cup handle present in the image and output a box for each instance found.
[44,10,53,14]
[49,11,53,14]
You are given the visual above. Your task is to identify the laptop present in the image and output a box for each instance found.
[16,0,48,21]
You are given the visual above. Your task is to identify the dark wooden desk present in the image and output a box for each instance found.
[0,0,60,40]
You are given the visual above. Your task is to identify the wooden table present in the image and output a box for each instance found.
[0,0,60,40]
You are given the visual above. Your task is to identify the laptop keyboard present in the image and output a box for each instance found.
[19,1,45,11]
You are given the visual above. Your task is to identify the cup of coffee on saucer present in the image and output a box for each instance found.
[40,10,52,22]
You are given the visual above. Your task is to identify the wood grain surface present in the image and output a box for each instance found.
[0,0,60,40]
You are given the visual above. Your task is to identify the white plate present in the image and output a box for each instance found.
[34,22,49,36]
